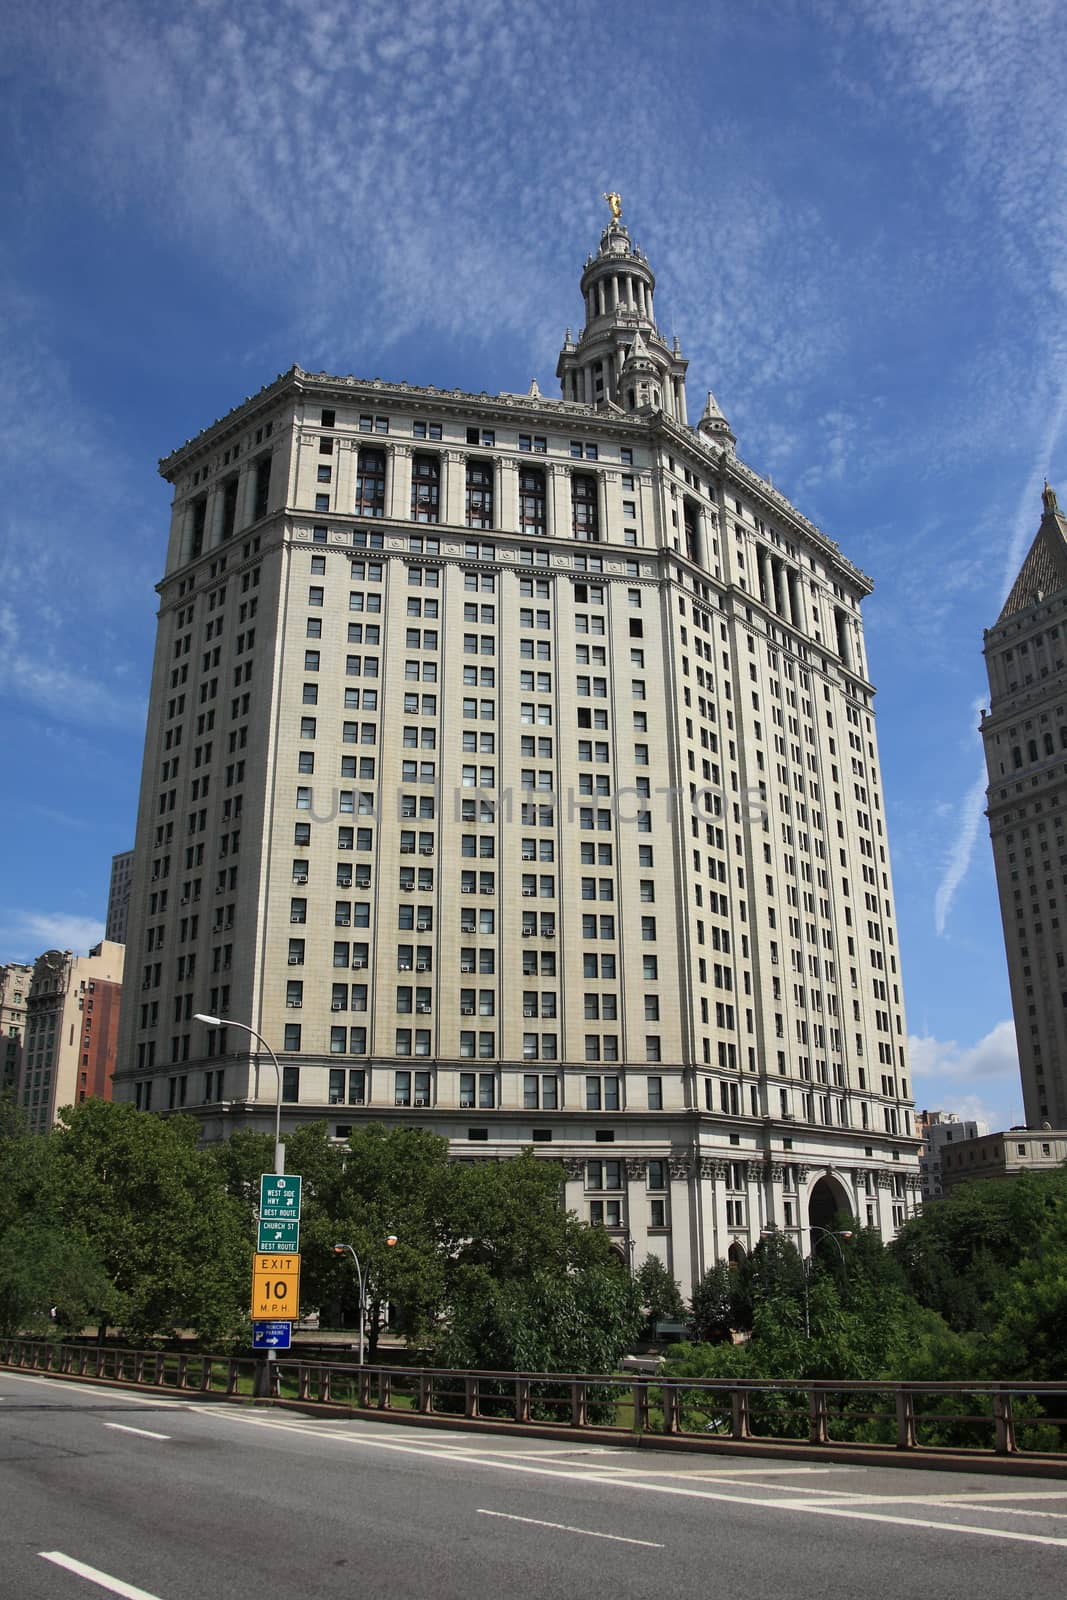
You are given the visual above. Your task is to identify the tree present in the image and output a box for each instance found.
[300,1123,453,1350]
[0,1224,115,1339]
[46,1100,248,1346]
[689,1263,735,1343]
[634,1254,685,1338]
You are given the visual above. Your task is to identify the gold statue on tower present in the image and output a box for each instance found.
[603,191,622,221]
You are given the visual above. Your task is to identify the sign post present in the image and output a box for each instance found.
[253,1174,302,1394]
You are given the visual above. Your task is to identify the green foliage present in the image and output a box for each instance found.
[46,1100,248,1345]
[436,1260,643,1380]
[0,1223,116,1339]
[689,1262,734,1342]
[634,1253,685,1336]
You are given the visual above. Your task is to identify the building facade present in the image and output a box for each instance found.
[939,1126,1067,1192]
[915,1108,988,1201]
[114,208,919,1293]
[0,962,32,1097]
[981,484,1067,1130]
[19,942,124,1133]
[106,849,135,945]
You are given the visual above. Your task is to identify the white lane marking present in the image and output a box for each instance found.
[1,1372,191,1410]
[478,1508,663,1548]
[796,1489,1067,1508]
[38,1551,166,1599]
[190,1408,1067,1548]
[103,1423,171,1441]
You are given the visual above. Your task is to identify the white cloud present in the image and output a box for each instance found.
[908,1019,1023,1131]
[910,1018,1019,1084]
[933,756,989,935]
[0,911,107,963]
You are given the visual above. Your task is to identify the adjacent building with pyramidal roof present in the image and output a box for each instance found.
[982,483,1067,1129]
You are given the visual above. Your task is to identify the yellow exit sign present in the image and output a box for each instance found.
[251,1252,301,1320]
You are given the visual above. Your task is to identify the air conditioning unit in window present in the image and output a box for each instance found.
[522,888,535,897]
[338,841,353,850]
[420,846,434,856]
[398,961,412,971]
[414,1095,430,1106]
[522,852,535,861]
[417,921,431,931]
[400,845,415,854]
[461,1006,474,1015]
[288,957,300,965]
[416,961,430,972]
[286,1000,302,1009]
[336,917,351,926]
[352,958,367,969]
[401,884,414,891]
[462,885,475,893]
[331,1001,344,1011]
[460,963,474,973]
[544,930,556,938]
[521,928,535,937]
[338,879,352,890]
[290,915,303,923]
[523,1007,536,1018]
[293,873,308,884]
[180,897,189,905]
[417,1003,432,1013]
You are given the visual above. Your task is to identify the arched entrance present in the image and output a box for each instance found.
[807,1173,851,1232]
[726,1240,747,1270]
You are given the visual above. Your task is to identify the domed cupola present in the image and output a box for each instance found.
[557,194,689,422]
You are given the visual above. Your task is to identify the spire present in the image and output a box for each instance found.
[556,199,688,421]
[696,388,736,454]
[998,484,1067,621]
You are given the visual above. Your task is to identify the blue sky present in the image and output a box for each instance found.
[2,0,1063,1131]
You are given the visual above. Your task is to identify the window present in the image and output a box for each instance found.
[411,454,440,522]
[282,1066,300,1102]
[572,473,599,540]
[465,460,494,528]
[519,466,547,535]
[585,1074,620,1110]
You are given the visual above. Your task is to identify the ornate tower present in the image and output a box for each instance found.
[556,198,689,421]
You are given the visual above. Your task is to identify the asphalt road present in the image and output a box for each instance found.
[2,1368,1066,1600]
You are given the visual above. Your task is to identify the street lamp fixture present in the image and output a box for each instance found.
[333,1237,398,1365]
[194,1013,284,1174]
[760,1224,852,1339]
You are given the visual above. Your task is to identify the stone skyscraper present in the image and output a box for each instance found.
[115,205,918,1291]
[982,483,1067,1129]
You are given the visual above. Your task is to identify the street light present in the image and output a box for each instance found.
[333,1237,398,1365]
[802,1226,851,1340]
[760,1224,852,1339]
[193,1014,284,1175]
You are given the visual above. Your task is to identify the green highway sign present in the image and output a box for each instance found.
[259,1174,302,1221]
[257,1217,300,1254]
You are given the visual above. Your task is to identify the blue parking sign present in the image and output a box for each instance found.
[252,1320,292,1350]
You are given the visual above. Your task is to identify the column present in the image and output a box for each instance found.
[759,547,774,610]
[496,458,518,534]
[388,443,412,522]
[789,570,807,635]
[625,1157,651,1268]
[334,438,358,518]
[775,561,793,625]
[445,449,466,527]
[549,463,571,541]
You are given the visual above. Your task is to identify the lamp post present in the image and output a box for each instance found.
[801,1226,851,1340]
[193,1014,284,1174]
[334,1238,397,1364]
[761,1224,851,1339]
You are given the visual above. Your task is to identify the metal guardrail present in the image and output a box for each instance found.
[3,1337,1066,1460]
